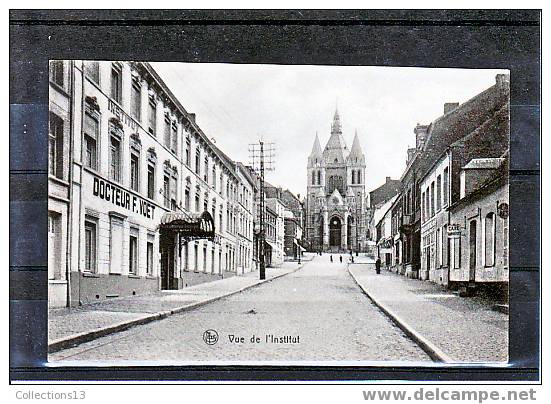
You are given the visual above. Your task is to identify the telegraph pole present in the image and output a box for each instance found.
[249,140,275,280]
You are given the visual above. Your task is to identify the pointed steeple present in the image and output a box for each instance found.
[310,132,322,157]
[331,105,342,134]
[308,132,323,167]
[347,130,365,164]
[324,107,348,165]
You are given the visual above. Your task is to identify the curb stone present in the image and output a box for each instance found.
[49,263,306,354]
[347,263,455,363]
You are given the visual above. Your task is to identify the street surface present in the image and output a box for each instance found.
[51,254,430,363]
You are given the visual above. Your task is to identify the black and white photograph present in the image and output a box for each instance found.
[46,60,511,365]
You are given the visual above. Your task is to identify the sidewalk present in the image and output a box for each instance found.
[348,263,508,363]
[49,258,313,353]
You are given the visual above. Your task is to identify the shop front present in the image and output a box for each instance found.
[159,211,215,290]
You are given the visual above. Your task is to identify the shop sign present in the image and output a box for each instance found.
[448,224,461,233]
[108,99,139,131]
[92,176,156,219]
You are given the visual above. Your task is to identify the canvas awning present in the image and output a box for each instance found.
[159,211,215,241]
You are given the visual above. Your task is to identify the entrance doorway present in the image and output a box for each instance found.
[329,216,342,248]
[160,231,176,290]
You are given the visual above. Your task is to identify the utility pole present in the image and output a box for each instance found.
[249,140,275,280]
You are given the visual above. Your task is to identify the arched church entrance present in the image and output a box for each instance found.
[329,216,342,248]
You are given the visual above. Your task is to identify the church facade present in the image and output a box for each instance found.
[305,109,367,252]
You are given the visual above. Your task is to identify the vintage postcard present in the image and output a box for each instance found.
[46,61,509,364]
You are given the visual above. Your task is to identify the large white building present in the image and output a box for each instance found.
[48,61,256,307]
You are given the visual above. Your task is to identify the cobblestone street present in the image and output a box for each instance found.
[50,254,430,363]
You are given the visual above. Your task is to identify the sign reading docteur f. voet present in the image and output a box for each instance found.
[91,175,156,220]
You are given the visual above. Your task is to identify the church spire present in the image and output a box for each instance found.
[323,107,348,165]
[331,105,342,134]
[347,129,365,164]
[310,132,322,157]
[308,132,323,167]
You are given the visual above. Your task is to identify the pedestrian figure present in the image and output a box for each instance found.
[375,257,381,274]
[351,256,354,263]
[339,255,343,263]
[330,255,333,263]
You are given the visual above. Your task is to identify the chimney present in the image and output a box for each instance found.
[444,102,459,115]
[386,176,391,183]
[188,113,196,123]
[414,124,429,150]
[496,74,510,93]
[495,73,510,86]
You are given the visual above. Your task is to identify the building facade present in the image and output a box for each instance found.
[375,196,396,267]
[448,157,509,296]
[417,74,509,286]
[264,205,278,267]
[305,109,367,253]
[283,209,304,260]
[420,153,452,284]
[234,162,256,275]
[48,60,73,307]
[366,177,401,258]
[265,196,285,267]
[48,60,255,307]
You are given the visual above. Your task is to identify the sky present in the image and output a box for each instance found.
[152,63,508,198]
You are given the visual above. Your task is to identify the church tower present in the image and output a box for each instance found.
[305,108,367,253]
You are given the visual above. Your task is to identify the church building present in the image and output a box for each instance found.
[305,108,367,252]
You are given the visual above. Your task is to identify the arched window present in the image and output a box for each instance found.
[357,170,361,184]
[351,170,356,184]
[311,171,316,185]
[317,170,321,185]
[484,213,496,267]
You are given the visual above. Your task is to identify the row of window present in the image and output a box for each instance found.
[421,167,449,223]
[83,217,155,276]
[310,170,363,186]
[82,61,242,198]
[83,215,251,276]
[54,61,246,203]
[181,242,242,273]
[85,61,179,155]
[53,61,253,216]
[422,212,508,271]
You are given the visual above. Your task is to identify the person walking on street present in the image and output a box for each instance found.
[330,255,333,263]
[375,257,381,274]
[339,255,343,263]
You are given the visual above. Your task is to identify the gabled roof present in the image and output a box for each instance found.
[328,188,344,205]
[418,77,509,181]
[448,155,509,211]
[369,177,401,208]
[374,194,399,228]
